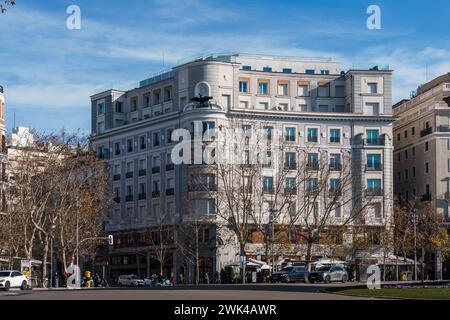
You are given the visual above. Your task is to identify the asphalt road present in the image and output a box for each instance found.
[0,283,379,300]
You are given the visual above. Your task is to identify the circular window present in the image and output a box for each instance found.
[195,81,211,97]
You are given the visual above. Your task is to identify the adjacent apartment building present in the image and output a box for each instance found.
[393,73,450,279]
[0,85,7,215]
[91,53,394,282]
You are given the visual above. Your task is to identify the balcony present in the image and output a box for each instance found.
[284,163,297,170]
[420,127,433,137]
[113,197,121,203]
[330,164,342,171]
[152,166,161,174]
[125,172,133,179]
[152,191,160,198]
[113,174,121,181]
[189,184,218,192]
[125,195,133,202]
[138,193,146,200]
[138,169,147,177]
[366,188,383,197]
[284,187,298,195]
[166,163,175,171]
[437,125,450,133]
[166,188,175,196]
[306,163,319,171]
[421,193,432,202]
[365,164,383,172]
[364,138,385,146]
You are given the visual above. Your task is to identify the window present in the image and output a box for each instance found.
[196,199,216,215]
[307,179,318,192]
[368,82,378,94]
[335,86,345,98]
[242,65,252,71]
[259,102,269,110]
[98,103,105,114]
[258,81,269,95]
[280,103,289,111]
[412,166,416,177]
[425,162,429,174]
[330,179,340,192]
[130,97,138,112]
[318,83,330,97]
[298,84,309,97]
[164,86,172,101]
[278,83,289,96]
[139,183,146,195]
[397,133,401,141]
[239,80,249,93]
[335,105,345,112]
[425,142,429,151]
[319,105,328,112]
[367,154,381,170]
[448,159,450,173]
[263,67,272,72]
[139,136,146,149]
[114,142,121,156]
[127,139,133,153]
[153,132,160,147]
[308,153,318,170]
[404,150,408,160]
[285,127,296,142]
[367,179,382,194]
[263,177,274,194]
[285,178,296,192]
[298,104,307,112]
[144,95,151,108]
[307,128,318,143]
[282,68,292,73]
[404,130,408,139]
[329,129,341,143]
[166,129,174,143]
[305,69,315,75]
[404,169,409,181]
[365,103,379,115]
[285,152,296,169]
[263,151,272,168]
[412,147,416,156]
[264,126,273,140]
[412,127,415,135]
[236,101,247,109]
[321,70,330,75]
[202,121,215,134]
[366,129,379,145]
[397,172,401,182]
[330,154,341,170]
[115,102,123,113]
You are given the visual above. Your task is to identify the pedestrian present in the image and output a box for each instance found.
[179,273,184,284]
[170,272,175,286]
[205,272,209,284]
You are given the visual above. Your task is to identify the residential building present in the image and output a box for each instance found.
[0,85,6,268]
[91,53,394,282]
[393,73,450,279]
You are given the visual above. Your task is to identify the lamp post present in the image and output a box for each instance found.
[50,224,56,288]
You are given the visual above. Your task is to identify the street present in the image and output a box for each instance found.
[0,283,381,300]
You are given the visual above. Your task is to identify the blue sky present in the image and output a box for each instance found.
[0,0,449,133]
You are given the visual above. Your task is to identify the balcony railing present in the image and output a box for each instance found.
[263,188,274,195]
[166,188,175,196]
[284,187,298,195]
[365,164,382,171]
[125,195,133,202]
[113,174,121,181]
[306,163,319,171]
[329,164,342,171]
[420,127,433,137]
[421,193,432,202]
[152,191,160,198]
[284,163,297,170]
[364,138,385,146]
[125,172,133,179]
[113,197,120,203]
[366,188,383,197]
[166,163,175,171]
[152,167,161,174]
[138,169,147,177]
[138,193,147,200]
[189,184,218,192]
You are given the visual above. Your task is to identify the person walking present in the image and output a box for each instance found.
[205,272,209,284]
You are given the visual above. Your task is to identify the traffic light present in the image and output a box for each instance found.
[108,235,114,246]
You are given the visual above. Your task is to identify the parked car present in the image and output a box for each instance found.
[281,267,309,283]
[117,275,145,287]
[0,270,28,291]
[308,265,348,283]
[269,266,293,283]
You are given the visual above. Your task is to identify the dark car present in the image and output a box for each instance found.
[308,265,348,284]
[281,267,309,283]
[269,267,293,283]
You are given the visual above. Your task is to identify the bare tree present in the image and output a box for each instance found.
[1,0,16,14]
